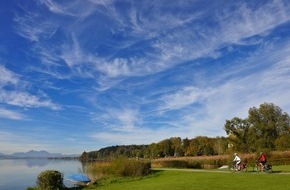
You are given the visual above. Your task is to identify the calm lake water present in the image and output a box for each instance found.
[0,159,83,190]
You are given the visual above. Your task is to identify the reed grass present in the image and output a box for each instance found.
[84,158,151,183]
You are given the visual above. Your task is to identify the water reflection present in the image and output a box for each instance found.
[22,159,50,167]
[0,159,82,190]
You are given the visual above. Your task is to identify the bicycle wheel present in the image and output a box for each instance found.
[265,165,273,173]
[242,165,247,173]
[229,163,236,172]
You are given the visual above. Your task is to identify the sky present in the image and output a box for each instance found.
[1,0,290,154]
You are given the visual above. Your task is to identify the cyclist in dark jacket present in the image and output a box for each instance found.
[258,152,267,171]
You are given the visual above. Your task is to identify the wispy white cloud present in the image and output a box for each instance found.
[0,91,60,110]
[39,0,69,16]
[0,108,26,120]
[217,0,290,44]
[89,127,174,147]
[151,0,290,67]
[92,108,141,132]
[14,11,58,42]
[33,45,62,66]
[127,0,203,37]
[0,65,19,86]
[160,87,214,111]
[115,108,140,131]
[96,57,155,78]
[60,34,88,68]
[0,65,60,112]
[39,0,97,19]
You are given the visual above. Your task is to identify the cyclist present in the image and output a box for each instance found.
[233,153,241,171]
[258,152,267,171]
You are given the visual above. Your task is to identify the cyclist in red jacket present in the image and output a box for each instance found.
[258,152,267,171]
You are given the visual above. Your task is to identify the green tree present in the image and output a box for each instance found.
[224,117,252,152]
[189,136,215,156]
[80,151,89,162]
[149,143,163,158]
[170,137,183,157]
[275,133,290,151]
[213,137,228,155]
[248,102,290,150]
[182,138,191,156]
[159,139,174,157]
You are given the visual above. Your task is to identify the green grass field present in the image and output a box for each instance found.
[82,168,290,190]
[272,165,290,172]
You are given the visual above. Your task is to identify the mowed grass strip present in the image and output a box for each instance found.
[88,170,290,190]
[272,165,290,172]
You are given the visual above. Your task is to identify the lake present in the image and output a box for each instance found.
[0,159,83,190]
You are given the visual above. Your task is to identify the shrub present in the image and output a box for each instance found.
[84,161,113,181]
[36,170,64,190]
[111,158,151,177]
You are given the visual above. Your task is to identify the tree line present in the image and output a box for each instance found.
[80,103,290,161]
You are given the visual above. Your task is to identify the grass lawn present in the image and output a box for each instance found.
[82,169,290,190]
[272,164,290,172]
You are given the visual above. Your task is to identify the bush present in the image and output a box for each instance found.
[111,158,151,177]
[37,170,64,190]
[84,161,113,181]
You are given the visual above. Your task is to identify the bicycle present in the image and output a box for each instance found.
[253,161,272,173]
[229,161,247,172]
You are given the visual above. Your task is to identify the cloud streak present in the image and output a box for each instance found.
[0,91,60,110]
[0,64,60,114]
[0,65,20,86]
[0,108,26,120]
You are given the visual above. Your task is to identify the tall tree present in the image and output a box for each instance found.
[224,117,252,152]
[213,137,228,155]
[190,136,215,156]
[182,138,191,156]
[170,137,183,157]
[275,133,290,151]
[248,103,290,150]
[159,139,174,157]
[149,143,162,158]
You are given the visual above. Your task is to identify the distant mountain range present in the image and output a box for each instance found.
[0,150,79,158]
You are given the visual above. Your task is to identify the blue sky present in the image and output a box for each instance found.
[1,0,290,154]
